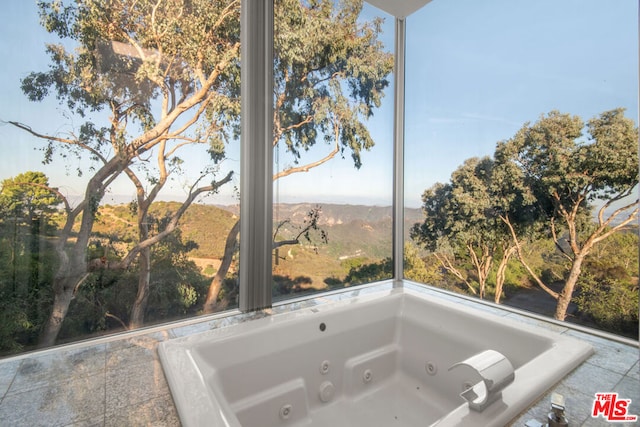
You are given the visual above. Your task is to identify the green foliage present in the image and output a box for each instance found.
[0,172,60,354]
[10,0,394,348]
[59,225,210,341]
[274,0,393,168]
[411,157,515,297]
[412,108,638,327]
[0,299,36,354]
[496,109,638,235]
[343,246,435,286]
[90,202,237,257]
[583,229,639,281]
[575,276,638,337]
[273,275,314,297]
[575,229,638,336]
[344,257,391,285]
[404,243,440,284]
[0,171,61,226]
[340,256,370,272]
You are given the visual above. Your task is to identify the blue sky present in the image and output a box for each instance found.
[0,0,638,208]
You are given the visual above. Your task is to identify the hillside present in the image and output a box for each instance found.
[90,202,423,286]
[94,202,239,258]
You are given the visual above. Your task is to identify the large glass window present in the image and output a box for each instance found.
[272,0,395,301]
[405,0,639,338]
[2,0,637,357]
[0,0,241,355]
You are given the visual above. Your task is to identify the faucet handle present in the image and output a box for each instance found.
[448,349,515,412]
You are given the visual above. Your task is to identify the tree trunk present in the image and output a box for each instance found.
[467,243,492,300]
[477,255,492,300]
[554,253,586,321]
[38,169,117,347]
[204,219,240,314]
[494,246,516,304]
[129,246,151,329]
[39,274,83,347]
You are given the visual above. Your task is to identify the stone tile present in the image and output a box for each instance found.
[0,358,21,400]
[0,372,105,427]
[167,320,214,338]
[509,388,595,427]
[582,412,639,427]
[626,360,639,381]
[104,395,180,427]
[506,364,613,426]
[10,345,106,393]
[614,376,640,421]
[549,389,598,425]
[105,357,170,414]
[564,329,637,351]
[271,299,319,314]
[556,362,623,399]
[106,333,169,368]
[565,331,639,376]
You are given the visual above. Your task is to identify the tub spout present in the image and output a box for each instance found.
[448,349,515,412]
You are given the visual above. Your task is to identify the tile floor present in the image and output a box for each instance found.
[0,283,637,427]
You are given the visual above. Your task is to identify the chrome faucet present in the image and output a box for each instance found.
[448,349,515,412]
[525,393,569,427]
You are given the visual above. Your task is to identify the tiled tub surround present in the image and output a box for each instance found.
[0,282,637,426]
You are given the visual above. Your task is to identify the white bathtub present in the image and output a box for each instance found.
[159,288,593,427]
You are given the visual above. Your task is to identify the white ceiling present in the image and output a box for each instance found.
[365,0,432,18]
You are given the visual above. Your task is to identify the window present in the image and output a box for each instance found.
[1,0,636,358]
[271,1,395,301]
[405,0,639,338]
[0,0,242,355]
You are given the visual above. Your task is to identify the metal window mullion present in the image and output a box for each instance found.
[239,0,274,311]
[393,17,406,287]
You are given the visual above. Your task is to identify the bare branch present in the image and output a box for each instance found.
[105,312,129,330]
[273,136,339,181]
[591,204,638,246]
[5,121,108,164]
[433,252,477,295]
[500,214,560,299]
[597,195,638,228]
[113,170,234,268]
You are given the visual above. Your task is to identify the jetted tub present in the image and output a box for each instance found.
[159,288,593,426]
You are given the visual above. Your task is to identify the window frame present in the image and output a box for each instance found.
[240,1,410,311]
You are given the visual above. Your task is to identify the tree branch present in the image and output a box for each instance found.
[433,252,477,295]
[273,118,341,181]
[500,214,559,299]
[5,121,108,164]
[110,170,234,269]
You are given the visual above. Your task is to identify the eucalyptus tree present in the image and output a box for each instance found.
[9,0,240,346]
[495,109,639,320]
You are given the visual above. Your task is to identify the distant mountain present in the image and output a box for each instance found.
[219,202,422,228]
[95,201,238,258]
[92,202,425,287]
